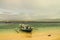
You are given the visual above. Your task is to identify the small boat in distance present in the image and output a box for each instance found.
[18,24,33,32]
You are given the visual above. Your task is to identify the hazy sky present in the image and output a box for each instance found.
[0,0,60,21]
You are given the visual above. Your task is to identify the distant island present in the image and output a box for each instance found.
[0,20,60,23]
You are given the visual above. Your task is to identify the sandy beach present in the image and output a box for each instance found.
[0,27,60,40]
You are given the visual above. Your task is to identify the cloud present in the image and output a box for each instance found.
[0,0,60,21]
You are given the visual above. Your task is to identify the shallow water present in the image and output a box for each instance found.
[0,26,60,40]
[0,23,60,40]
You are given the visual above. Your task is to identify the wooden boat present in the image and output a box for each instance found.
[19,24,33,32]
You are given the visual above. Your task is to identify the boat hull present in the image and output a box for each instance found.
[20,29,32,32]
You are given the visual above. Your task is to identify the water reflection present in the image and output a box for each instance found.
[19,32,32,38]
[25,32,32,38]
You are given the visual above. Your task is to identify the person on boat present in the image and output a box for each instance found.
[15,24,34,33]
[20,24,26,29]
[19,24,32,30]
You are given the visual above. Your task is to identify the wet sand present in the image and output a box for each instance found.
[0,27,60,40]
